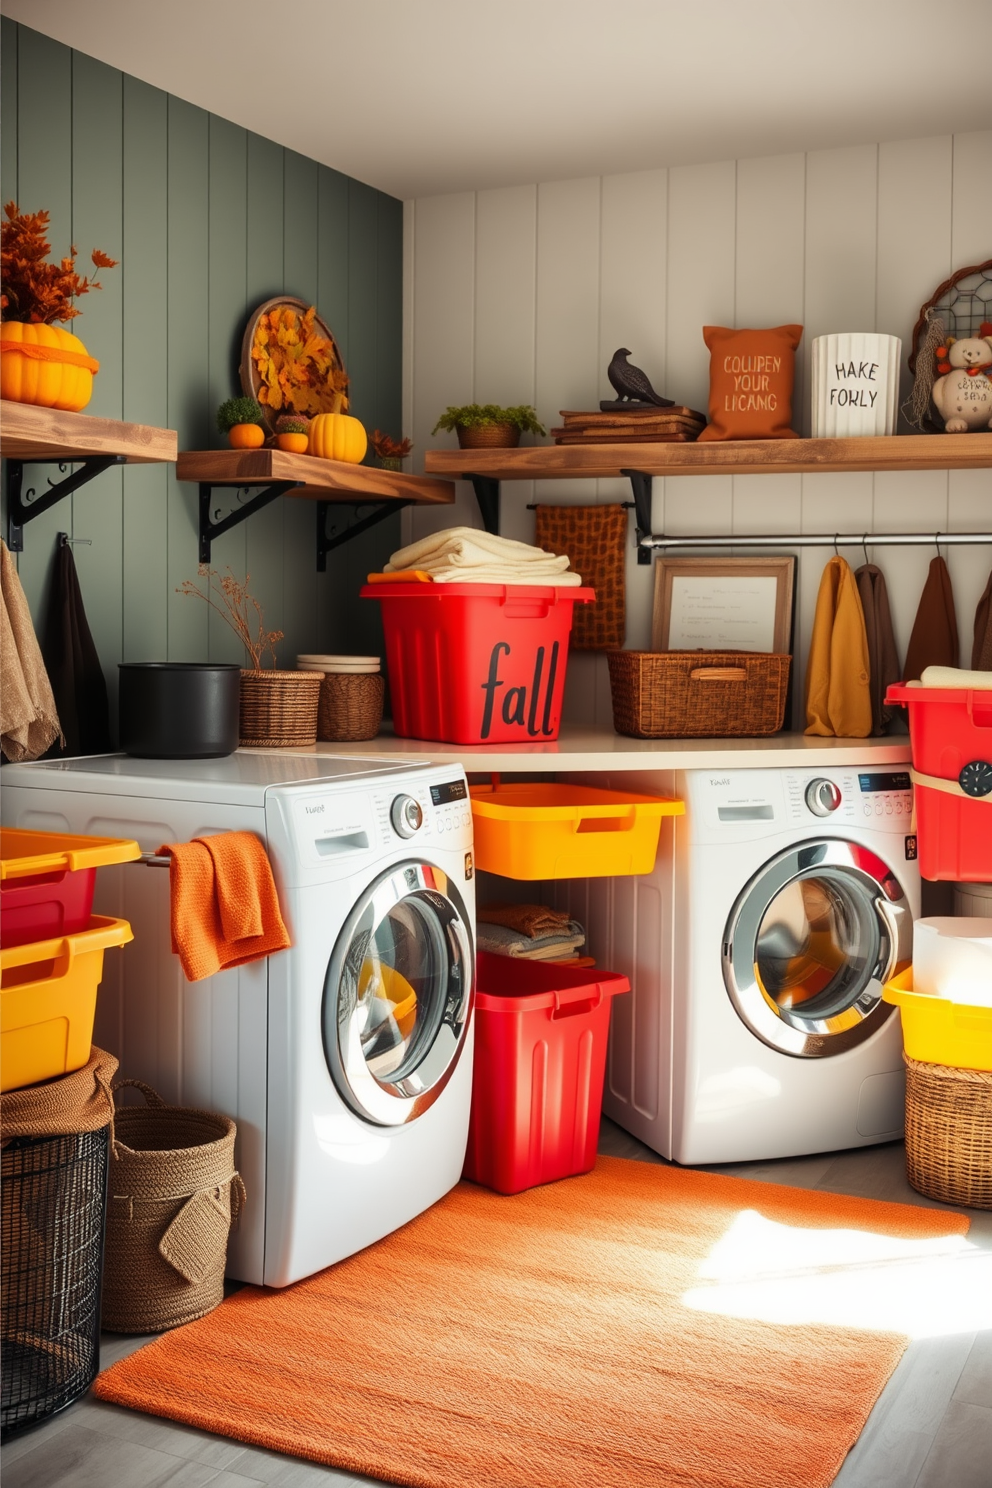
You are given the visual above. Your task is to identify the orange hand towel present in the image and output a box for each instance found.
[156,831,290,983]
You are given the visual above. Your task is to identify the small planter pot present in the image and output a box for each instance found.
[239,670,323,748]
[228,424,265,449]
[456,423,520,450]
[275,432,309,454]
[119,663,241,758]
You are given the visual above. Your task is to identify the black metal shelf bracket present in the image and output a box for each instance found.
[467,475,500,535]
[6,455,127,552]
[620,469,654,564]
[316,500,411,572]
[198,482,296,565]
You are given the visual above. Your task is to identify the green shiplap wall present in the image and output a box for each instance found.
[1,20,403,724]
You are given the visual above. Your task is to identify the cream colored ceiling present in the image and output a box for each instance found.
[3,0,987,198]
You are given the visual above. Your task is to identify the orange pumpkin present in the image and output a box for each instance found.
[0,322,99,411]
[275,432,309,454]
[228,423,265,449]
[308,412,367,464]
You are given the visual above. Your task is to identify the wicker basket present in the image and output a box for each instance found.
[904,1055,992,1210]
[239,669,322,748]
[318,672,384,742]
[607,650,791,738]
[456,423,520,449]
[102,1080,245,1333]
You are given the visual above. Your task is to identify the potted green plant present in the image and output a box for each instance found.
[274,413,310,454]
[432,403,546,450]
[217,396,265,449]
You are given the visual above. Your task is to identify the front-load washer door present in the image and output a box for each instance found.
[322,860,474,1125]
[722,839,912,1058]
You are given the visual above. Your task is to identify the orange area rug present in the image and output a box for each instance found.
[94,1157,969,1488]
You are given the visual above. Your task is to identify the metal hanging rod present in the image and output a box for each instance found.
[642,531,992,551]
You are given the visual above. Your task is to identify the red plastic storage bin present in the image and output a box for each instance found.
[360,582,594,744]
[886,683,992,881]
[0,829,140,949]
[464,951,630,1195]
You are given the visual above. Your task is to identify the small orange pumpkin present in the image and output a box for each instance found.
[229,423,265,449]
[275,432,309,454]
[0,322,99,411]
[308,412,367,464]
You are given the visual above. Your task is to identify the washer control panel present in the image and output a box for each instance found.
[786,769,913,828]
[372,775,472,847]
[692,767,913,840]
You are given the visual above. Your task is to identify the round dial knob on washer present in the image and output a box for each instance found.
[390,794,423,838]
[805,778,842,816]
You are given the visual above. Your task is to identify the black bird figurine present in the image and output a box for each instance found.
[605,348,674,407]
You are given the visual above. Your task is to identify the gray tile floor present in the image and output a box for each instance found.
[3,1122,990,1488]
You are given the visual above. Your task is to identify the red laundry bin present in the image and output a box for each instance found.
[464,951,630,1195]
[886,682,992,881]
[360,582,594,744]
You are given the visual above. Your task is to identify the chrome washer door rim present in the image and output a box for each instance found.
[323,860,474,1125]
[722,839,911,1058]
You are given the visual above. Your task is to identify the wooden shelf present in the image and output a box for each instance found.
[177,447,454,506]
[0,399,177,463]
[424,431,992,481]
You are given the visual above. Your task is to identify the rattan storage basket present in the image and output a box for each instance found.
[904,1055,992,1210]
[607,650,791,738]
[318,672,384,742]
[102,1080,245,1333]
[239,669,322,748]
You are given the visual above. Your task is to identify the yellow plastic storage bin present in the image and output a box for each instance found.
[883,968,992,1072]
[0,915,133,1093]
[469,782,684,879]
[1,827,140,948]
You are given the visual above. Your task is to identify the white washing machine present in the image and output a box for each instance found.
[1,752,476,1287]
[549,763,918,1166]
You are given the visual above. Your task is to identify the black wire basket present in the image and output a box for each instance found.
[1,1128,109,1440]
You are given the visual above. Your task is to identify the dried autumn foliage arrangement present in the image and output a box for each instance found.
[1,202,117,324]
[178,568,283,671]
[370,430,413,461]
[250,303,348,419]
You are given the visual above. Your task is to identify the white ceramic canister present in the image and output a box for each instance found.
[912,916,992,1005]
[811,333,902,437]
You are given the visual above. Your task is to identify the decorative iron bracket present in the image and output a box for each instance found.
[466,475,500,535]
[620,469,654,565]
[198,482,296,565]
[316,500,411,572]
[6,455,127,552]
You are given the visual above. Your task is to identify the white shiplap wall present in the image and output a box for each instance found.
[403,133,991,729]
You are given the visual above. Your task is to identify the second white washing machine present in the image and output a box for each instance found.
[542,762,919,1166]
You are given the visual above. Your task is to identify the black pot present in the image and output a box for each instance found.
[118,663,241,759]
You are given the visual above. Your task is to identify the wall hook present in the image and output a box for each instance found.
[58,531,92,548]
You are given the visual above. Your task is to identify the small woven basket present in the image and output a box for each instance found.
[607,650,791,738]
[904,1055,992,1210]
[318,672,384,742]
[102,1080,245,1333]
[239,669,322,748]
[456,423,520,449]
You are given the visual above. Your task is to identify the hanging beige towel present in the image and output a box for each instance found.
[534,504,626,649]
[0,539,62,761]
[973,569,992,672]
[903,556,959,682]
[804,556,872,738]
[855,563,901,736]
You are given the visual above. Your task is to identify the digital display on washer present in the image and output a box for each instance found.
[858,772,911,793]
[430,779,468,805]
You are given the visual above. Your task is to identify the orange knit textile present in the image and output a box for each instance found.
[156,831,290,982]
[93,1156,968,1488]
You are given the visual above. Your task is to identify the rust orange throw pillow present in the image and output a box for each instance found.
[698,324,803,441]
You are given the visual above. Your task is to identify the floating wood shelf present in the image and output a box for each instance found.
[424,432,992,559]
[1,401,179,550]
[177,448,455,567]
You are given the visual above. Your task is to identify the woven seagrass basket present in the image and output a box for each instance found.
[607,650,791,738]
[318,672,384,742]
[239,669,322,748]
[456,422,520,449]
[904,1055,992,1210]
[102,1081,245,1333]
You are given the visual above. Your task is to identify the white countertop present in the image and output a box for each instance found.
[246,724,912,773]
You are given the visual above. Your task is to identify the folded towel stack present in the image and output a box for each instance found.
[384,527,583,586]
[476,902,593,965]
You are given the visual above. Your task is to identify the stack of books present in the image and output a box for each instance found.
[550,405,707,444]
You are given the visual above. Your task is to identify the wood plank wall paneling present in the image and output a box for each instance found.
[1,21,404,728]
[405,130,992,729]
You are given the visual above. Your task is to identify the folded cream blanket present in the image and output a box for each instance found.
[385,526,583,586]
[920,665,992,690]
